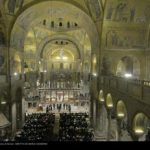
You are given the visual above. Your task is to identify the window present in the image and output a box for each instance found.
[59,22,63,27]
[51,21,54,28]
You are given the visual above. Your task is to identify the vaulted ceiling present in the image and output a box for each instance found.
[0,0,150,74]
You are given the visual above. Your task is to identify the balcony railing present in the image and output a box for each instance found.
[100,75,150,104]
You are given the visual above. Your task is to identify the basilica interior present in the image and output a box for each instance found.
[0,0,150,142]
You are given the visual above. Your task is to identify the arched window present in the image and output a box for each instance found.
[59,22,63,27]
[43,19,46,25]
[67,22,70,28]
[51,21,54,28]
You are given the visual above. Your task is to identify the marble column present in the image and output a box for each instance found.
[107,110,112,141]
[93,99,97,128]
[22,97,25,126]
[11,102,16,137]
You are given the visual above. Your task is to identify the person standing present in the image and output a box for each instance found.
[69,105,71,113]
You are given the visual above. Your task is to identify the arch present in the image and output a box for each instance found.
[98,90,105,102]
[12,53,22,74]
[116,56,140,79]
[116,100,127,119]
[37,34,84,59]
[101,56,112,75]
[7,0,89,31]
[106,93,113,108]
[132,113,150,137]
[10,1,99,54]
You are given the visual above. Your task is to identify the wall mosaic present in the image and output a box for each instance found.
[86,0,102,21]
[5,0,24,15]
[105,0,150,24]
[105,28,146,50]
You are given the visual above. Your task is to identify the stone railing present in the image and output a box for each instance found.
[100,75,150,104]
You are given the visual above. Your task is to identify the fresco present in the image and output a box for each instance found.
[0,30,5,46]
[7,0,16,14]
[105,0,150,23]
[6,0,24,15]
[0,10,2,18]
[86,0,102,20]
[0,47,6,75]
[10,27,25,50]
[105,28,146,49]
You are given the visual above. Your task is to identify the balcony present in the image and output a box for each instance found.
[100,75,150,105]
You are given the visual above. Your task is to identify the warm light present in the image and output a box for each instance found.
[1,101,6,105]
[117,113,125,118]
[93,73,97,76]
[44,70,47,73]
[135,129,144,134]
[39,104,42,107]
[99,90,104,102]
[39,61,41,64]
[93,58,96,64]
[37,80,40,86]
[56,56,60,59]
[14,72,18,76]
[56,56,68,60]
[100,98,105,102]
[107,104,113,108]
[124,73,132,78]
[27,32,34,38]
[62,57,68,60]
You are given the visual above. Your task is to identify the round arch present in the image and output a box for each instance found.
[116,100,127,119]
[116,56,140,79]
[106,93,113,109]
[12,53,22,74]
[37,34,84,59]
[98,90,105,102]
[7,0,89,34]
[132,113,150,137]
[10,1,100,54]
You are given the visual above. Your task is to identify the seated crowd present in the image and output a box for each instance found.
[15,113,55,142]
[58,113,94,141]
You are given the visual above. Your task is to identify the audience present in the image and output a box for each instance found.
[58,113,94,141]
[15,113,55,142]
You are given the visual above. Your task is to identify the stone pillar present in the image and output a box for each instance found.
[93,99,97,128]
[96,100,100,130]
[22,97,25,126]
[11,102,16,137]
[90,99,93,127]
[63,91,64,102]
[98,104,108,136]
[117,119,122,141]
[107,110,112,141]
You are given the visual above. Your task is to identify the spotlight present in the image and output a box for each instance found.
[14,72,17,75]
[107,104,113,108]
[117,113,125,118]
[135,129,144,134]
[93,73,97,77]
[124,73,132,78]
[44,70,47,73]
[1,101,6,105]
